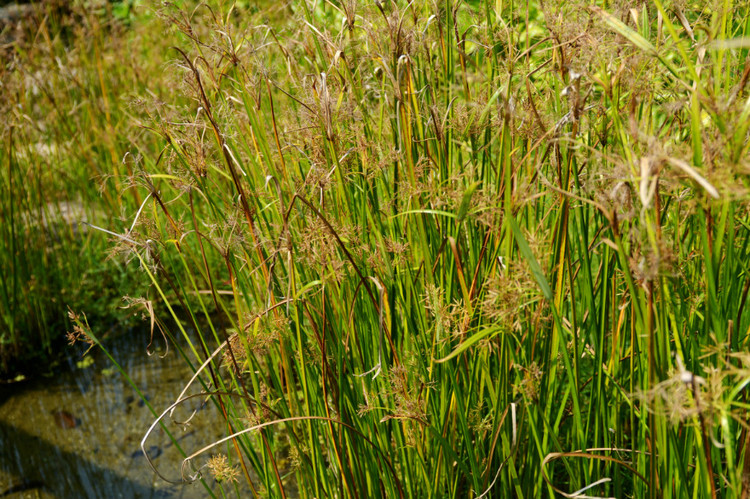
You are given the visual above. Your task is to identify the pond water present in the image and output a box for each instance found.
[0,327,253,498]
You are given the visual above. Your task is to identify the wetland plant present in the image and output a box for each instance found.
[12,0,750,498]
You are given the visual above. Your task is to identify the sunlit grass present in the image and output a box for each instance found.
[5,0,750,497]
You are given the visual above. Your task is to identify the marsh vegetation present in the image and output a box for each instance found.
[2,0,750,497]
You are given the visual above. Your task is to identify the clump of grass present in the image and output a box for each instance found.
[108,1,750,497]
[0,1,174,374]
[7,0,750,498]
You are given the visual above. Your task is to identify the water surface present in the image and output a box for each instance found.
[0,328,247,498]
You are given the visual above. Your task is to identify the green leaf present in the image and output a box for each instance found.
[591,6,657,55]
[508,215,553,301]
[456,181,481,223]
[435,325,501,363]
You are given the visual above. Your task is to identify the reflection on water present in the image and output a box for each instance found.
[0,327,252,498]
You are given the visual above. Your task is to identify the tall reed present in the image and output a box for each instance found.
[40,0,750,497]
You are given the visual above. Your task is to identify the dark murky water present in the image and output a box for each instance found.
[0,328,252,498]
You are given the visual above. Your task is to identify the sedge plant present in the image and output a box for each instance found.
[23,0,750,497]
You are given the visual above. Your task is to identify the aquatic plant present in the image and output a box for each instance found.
[6,0,750,497]
[101,1,750,497]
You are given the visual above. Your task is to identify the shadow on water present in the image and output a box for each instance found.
[0,325,249,498]
[0,417,179,498]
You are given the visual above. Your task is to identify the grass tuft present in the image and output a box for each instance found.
[4,0,750,497]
